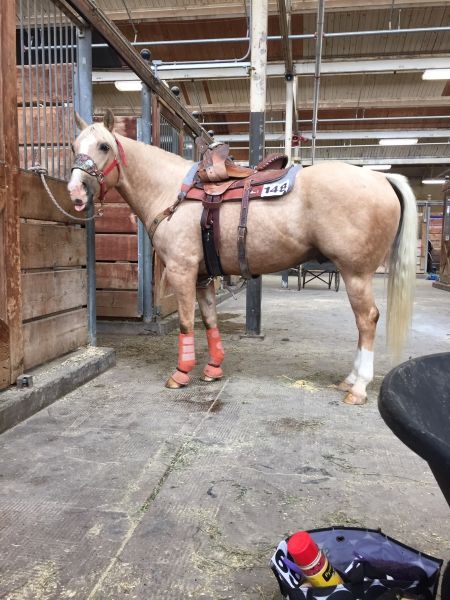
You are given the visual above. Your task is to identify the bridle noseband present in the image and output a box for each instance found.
[71,137,127,203]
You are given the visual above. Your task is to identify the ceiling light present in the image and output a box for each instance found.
[421,178,447,185]
[362,164,392,171]
[114,80,142,92]
[378,138,418,146]
[422,69,450,80]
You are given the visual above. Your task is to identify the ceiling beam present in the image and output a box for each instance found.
[216,130,450,141]
[65,0,208,139]
[102,0,449,22]
[297,157,450,165]
[183,97,450,113]
[93,56,450,82]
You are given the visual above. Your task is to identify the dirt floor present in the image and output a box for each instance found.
[0,275,449,599]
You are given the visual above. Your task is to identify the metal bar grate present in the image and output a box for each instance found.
[16,0,76,180]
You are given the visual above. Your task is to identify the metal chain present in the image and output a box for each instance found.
[29,165,101,222]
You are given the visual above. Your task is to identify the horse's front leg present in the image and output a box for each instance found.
[196,278,225,382]
[165,264,198,389]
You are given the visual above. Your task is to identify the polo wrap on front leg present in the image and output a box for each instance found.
[170,332,196,386]
[206,327,224,366]
[177,332,196,372]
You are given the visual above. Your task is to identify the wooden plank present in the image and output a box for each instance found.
[0,1,24,387]
[21,223,86,269]
[22,270,87,321]
[0,319,10,389]
[20,170,81,223]
[95,204,137,233]
[96,290,139,318]
[96,234,138,262]
[96,262,138,290]
[16,65,73,104]
[23,309,87,370]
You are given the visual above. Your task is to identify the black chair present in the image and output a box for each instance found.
[379,353,450,598]
[378,352,450,507]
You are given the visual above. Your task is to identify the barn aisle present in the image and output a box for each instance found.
[0,276,449,599]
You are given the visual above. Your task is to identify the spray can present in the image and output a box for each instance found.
[287,531,343,587]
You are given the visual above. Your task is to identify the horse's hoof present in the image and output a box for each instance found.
[165,369,190,389]
[338,380,353,392]
[201,374,223,382]
[343,392,367,405]
[201,364,223,382]
[165,377,185,389]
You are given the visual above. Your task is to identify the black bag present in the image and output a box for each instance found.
[270,527,442,600]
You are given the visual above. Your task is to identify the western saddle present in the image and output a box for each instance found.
[149,139,298,279]
[196,138,289,183]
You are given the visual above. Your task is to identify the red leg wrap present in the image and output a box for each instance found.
[206,327,224,366]
[177,332,196,373]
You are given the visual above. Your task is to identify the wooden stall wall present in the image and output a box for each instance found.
[94,116,140,319]
[439,186,450,288]
[20,171,88,370]
[0,2,23,389]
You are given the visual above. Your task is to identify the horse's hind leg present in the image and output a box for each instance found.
[196,278,225,382]
[339,272,379,405]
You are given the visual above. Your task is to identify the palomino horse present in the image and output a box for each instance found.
[68,111,417,405]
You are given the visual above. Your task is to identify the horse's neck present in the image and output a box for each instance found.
[116,134,192,230]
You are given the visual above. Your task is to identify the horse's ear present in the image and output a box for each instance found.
[74,112,89,131]
[103,109,115,132]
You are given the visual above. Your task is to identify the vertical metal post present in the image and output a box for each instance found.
[424,200,431,273]
[285,78,294,164]
[75,27,96,345]
[138,80,153,322]
[311,0,325,165]
[245,0,268,337]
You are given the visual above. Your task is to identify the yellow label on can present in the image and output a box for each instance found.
[305,560,343,587]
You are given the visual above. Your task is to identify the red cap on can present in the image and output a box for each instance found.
[287,531,320,567]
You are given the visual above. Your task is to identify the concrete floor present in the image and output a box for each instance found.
[0,276,449,599]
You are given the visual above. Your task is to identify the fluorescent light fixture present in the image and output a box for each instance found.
[421,178,446,185]
[362,164,392,171]
[378,138,418,146]
[114,80,142,92]
[422,69,450,80]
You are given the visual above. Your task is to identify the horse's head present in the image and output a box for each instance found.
[68,109,125,211]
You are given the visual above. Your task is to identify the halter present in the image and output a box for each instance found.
[71,137,127,202]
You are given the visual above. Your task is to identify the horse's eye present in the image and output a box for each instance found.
[99,143,110,152]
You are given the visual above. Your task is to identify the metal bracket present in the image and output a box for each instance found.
[16,374,34,390]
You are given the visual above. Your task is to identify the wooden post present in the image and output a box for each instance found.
[0,0,24,387]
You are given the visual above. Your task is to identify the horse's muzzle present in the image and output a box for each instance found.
[68,177,94,211]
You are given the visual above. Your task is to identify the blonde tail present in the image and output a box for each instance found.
[384,173,417,358]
